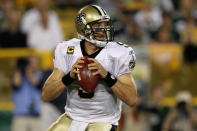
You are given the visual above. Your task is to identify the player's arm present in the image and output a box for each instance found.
[112,73,137,107]
[42,57,84,102]
[42,68,66,102]
[88,58,137,107]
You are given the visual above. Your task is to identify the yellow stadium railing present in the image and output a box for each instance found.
[0,48,53,69]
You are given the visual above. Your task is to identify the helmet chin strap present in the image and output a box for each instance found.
[78,34,107,47]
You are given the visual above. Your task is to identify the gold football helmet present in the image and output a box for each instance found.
[75,5,114,47]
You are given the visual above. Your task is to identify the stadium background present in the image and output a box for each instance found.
[0,0,197,131]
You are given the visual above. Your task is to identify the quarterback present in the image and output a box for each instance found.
[42,4,137,131]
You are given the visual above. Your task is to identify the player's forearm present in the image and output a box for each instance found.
[112,74,137,107]
[42,79,66,102]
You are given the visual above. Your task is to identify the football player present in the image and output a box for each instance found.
[42,4,137,131]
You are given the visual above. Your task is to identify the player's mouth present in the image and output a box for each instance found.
[94,33,106,41]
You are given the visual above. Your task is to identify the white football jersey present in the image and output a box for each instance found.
[53,38,136,125]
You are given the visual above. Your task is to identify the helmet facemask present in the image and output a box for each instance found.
[79,19,114,47]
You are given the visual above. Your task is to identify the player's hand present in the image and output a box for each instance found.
[87,58,108,78]
[70,57,84,79]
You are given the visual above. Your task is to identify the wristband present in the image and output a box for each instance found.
[62,72,74,86]
[103,72,117,87]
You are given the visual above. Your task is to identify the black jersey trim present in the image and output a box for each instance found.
[80,40,103,58]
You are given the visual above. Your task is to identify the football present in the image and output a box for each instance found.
[76,56,99,93]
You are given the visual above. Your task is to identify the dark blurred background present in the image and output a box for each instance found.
[0,0,197,131]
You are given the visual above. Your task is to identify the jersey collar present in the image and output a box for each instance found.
[80,40,103,58]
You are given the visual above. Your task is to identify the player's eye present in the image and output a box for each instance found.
[92,28,104,32]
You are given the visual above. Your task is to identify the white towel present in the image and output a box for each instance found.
[68,120,88,131]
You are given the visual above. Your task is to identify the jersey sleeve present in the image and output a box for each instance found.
[117,47,136,76]
[53,43,66,73]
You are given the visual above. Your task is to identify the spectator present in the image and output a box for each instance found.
[162,91,197,131]
[21,0,63,51]
[181,16,197,44]
[120,98,155,131]
[152,11,180,43]
[0,9,27,48]
[180,16,197,63]
[134,1,163,38]
[11,56,43,131]
[0,0,14,31]
[153,27,172,44]
[115,12,147,45]
[159,0,174,12]
[173,0,192,35]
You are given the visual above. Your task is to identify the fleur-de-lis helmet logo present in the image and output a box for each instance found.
[76,13,86,25]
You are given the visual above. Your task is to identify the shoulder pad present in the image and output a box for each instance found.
[106,41,134,58]
[62,38,81,45]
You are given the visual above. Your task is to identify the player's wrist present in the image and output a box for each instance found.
[69,71,75,79]
[103,72,117,87]
[62,72,74,86]
[101,71,108,78]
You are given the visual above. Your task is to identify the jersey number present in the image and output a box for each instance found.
[78,88,94,99]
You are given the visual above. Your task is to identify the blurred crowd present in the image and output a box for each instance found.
[0,0,197,131]
[0,0,63,51]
